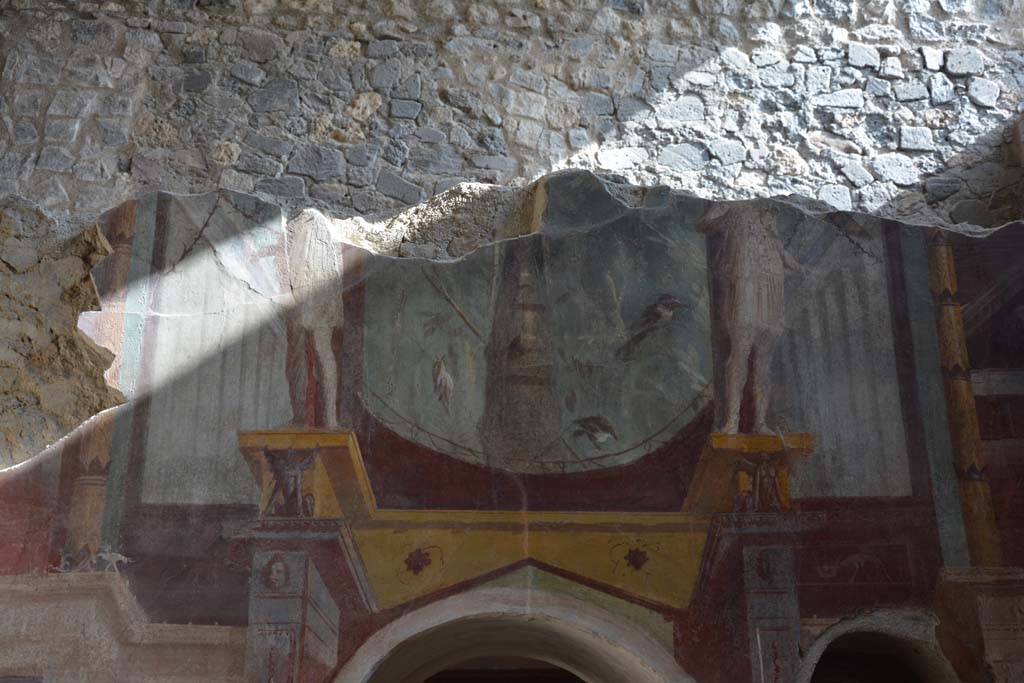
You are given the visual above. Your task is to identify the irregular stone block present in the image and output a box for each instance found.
[390,98,422,119]
[48,91,96,117]
[4,53,62,85]
[655,95,705,128]
[944,47,984,76]
[812,89,865,108]
[929,73,955,104]
[370,59,402,90]
[287,144,346,181]
[878,56,904,79]
[12,121,38,146]
[806,65,832,94]
[240,28,285,63]
[658,143,709,171]
[893,81,929,101]
[248,78,299,112]
[182,68,212,93]
[921,47,944,71]
[924,177,961,202]
[65,56,114,87]
[37,146,75,172]
[44,119,80,144]
[235,151,284,176]
[581,91,615,117]
[847,42,880,69]
[840,161,874,187]
[966,77,1000,107]
[246,132,293,158]
[415,127,446,144]
[344,143,381,167]
[708,139,747,165]
[509,69,548,93]
[470,155,518,171]
[872,153,918,186]
[377,169,423,204]
[97,118,130,146]
[817,184,852,210]
[255,175,306,197]
[899,126,935,151]
[231,61,267,85]
[596,146,650,170]
[13,91,46,116]
[568,128,589,149]
[367,40,400,58]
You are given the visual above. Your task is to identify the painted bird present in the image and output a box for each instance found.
[572,416,618,449]
[432,355,454,414]
[615,293,687,360]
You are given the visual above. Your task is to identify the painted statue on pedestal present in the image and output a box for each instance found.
[284,210,345,429]
[698,202,806,434]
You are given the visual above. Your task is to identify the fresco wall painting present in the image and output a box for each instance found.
[1,171,1022,682]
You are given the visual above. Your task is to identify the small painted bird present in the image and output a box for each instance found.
[432,355,454,414]
[572,416,618,449]
[615,293,687,360]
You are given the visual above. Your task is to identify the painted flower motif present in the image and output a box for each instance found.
[404,547,432,575]
[624,547,649,571]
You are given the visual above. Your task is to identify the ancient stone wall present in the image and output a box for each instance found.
[0,0,1022,240]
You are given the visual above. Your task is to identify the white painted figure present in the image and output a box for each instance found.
[698,202,803,434]
[285,209,345,429]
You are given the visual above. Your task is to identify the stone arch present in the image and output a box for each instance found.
[797,609,960,683]
[333,587,694,683]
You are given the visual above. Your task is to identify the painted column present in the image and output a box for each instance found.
[245,551,340,683]
[929,231,1002,566]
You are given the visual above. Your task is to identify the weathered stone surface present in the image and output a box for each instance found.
[391,98,423,119]
[893,81,929,101]
[708,139,747,165]
[812,88,865,109]
[840,161,874,187]
[0,199,122,464]
[230,60,267,85]
[944,47,984,76]
[848,42,880,69]
[255,175,306,197]
[872,153,919,186]
[929,73,955,104]
[966,77,1000,107]
[287,144,346,181]
[248,78,299,112]
[924,177,962,202]
[817,183,852,210]
[655,95,705,128]
[900,126,935,151]
[12,121,38,146]
[377,169,423,204]
[658,143,710,171]
[37,147,75,172]
[44,119,80,143]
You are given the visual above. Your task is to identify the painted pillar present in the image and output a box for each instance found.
[928,231,1002,566]
[245,551,340,683]
[66,200,137,557]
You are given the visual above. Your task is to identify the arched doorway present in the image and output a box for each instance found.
[810,632,931,683]
[424,657,585,682]
[798,610,960,683]
[333,588,694,683]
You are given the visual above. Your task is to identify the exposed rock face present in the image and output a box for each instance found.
[0,199,122,465]
[0,1,1021,232]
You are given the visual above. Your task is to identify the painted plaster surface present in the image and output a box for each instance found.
[1,169,1023,682]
